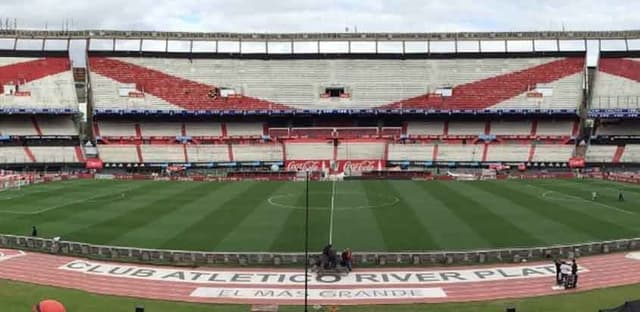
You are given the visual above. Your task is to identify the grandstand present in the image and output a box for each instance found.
[586,52,640,165]
[4,30,640,173]
[87,49,585,171]
[0,52,81,169]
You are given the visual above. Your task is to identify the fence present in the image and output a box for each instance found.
[1,234,639,267]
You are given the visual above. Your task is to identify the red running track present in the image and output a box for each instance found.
[1,249,640,306]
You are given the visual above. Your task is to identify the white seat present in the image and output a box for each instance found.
[98,145,139,162]
[233,144,283,161]
[388,144,435,161]
[532,145,574,162]
[286,142,333,160]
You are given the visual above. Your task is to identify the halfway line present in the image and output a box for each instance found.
[329,179,337,244]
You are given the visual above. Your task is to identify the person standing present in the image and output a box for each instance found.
[31,225,37,237]
[571,259,578,288]
[554,258,562,285]
[592,191,598,201]
[341,248,353,272]
[619,190,625,202]
[560,261,572,287]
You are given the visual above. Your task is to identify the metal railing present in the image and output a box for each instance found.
[1,234,638,267]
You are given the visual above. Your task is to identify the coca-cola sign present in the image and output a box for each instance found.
[85,158,104,169]
[568,157,585,168]
[338,160,379,172]
[285,160,328,172]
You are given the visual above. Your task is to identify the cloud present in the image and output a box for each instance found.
[0,0,638,32]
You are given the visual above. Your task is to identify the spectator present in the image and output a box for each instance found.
[554,258,562,285]
[327,245,337,268]
[322,244,332,257]
[560,261,572,286]
[571,259,579,288]
[341,248,353,272]
[322,244,337,269]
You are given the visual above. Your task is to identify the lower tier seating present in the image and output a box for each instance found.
[233,144,283,161]
[97,145,140,163]
[388,143,435,161]
[437,144,483,162]
[336,142,385,160]
[140,145,186,163]
[586,145,617,162]
[485,145,531,162]
[531,144,574,162]
[0,146,81,163]
[620,145,640,163]
[285,142,334,160]
[388,143,574,163]
[186,145,229,162]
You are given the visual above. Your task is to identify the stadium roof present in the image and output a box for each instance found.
[1,29,640,41]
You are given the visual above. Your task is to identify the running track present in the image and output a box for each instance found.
[1,249,640,305]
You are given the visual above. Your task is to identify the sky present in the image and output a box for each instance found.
[0,0,637,33]
[0,0,638,65]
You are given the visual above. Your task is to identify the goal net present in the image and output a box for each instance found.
[0,175,26,192]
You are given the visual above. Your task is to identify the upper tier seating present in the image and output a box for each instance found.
[531,144,574,162]
[586,145,617,162]
[388,143,435,161]
[233,144,283,161]
[89,56,584,112]
[0,57,77,110]
[591,58,640,110]
[336,142,385,160]
[285,142,333,160]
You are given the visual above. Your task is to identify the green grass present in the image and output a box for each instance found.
[2,279,640,312]
[1,178,640,252]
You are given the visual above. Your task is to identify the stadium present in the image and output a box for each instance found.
[3,26,640,311]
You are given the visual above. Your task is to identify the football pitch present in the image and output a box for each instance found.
[0,178,639,252]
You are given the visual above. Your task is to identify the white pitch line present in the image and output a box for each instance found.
[329,179,337,245]
[0,186,138,215]
[541,190,635,215]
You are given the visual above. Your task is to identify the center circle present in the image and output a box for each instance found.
[267,191,399,211]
